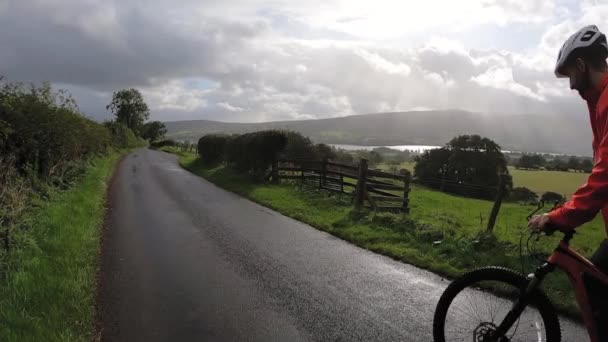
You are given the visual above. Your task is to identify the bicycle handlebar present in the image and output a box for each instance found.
[542,223,575,243]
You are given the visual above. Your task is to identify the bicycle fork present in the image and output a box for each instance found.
[493,263,556,340]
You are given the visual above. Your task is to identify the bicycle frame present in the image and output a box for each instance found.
[546,238,608,342]
[496,232,608,342]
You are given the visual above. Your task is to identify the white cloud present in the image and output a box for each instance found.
[0,0,602,123]
[217,102,244,112]
[354,49,411,75]
[285,0,564,40]
[142,80,209,112]
[472,67,545,101]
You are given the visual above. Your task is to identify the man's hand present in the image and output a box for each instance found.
[528,214,551,233]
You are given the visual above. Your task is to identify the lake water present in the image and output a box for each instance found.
[330,144,573,156]
[330,144,441,152]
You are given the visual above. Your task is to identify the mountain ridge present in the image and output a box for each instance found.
[164,110,592,156]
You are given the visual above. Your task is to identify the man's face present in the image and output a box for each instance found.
[563,58,588,94]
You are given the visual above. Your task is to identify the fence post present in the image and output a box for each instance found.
[354,158,368,210]
[401,169,411,214]
[271,159,279,184]
[486,174,510,232]
[320,159,327,189]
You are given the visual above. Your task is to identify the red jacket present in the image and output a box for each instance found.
[549,73,608,233]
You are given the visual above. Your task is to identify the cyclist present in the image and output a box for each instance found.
[528,24,608,334]
[529,24,608,257]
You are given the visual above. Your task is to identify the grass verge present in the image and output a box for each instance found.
[162,147,591,319]
[0,150,127,342]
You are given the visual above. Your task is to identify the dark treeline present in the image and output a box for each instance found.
[194,130,576,206]
[506,152,593,173]
[0,78,162,255]
[195,130,406,180]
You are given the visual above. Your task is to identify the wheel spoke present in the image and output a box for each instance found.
[440,276,553,342]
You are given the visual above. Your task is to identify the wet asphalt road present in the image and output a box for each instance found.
[97,149,587,342]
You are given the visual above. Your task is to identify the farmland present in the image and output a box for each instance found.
[164,146,605,317]
[378,161,590,196]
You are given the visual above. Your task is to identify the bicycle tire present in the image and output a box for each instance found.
[433,266,561,342]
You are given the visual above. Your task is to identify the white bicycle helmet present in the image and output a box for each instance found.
[555,25,608,78]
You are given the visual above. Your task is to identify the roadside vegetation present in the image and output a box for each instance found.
[162,131,604,319]
[0,152,125,341]
[0,79,162,341]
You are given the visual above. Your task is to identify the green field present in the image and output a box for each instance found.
[0,151,126,342]
[508,167,590,196]
[378,162,590,196]
[165,147,605,318]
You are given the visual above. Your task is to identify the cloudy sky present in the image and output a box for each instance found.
[0,0,606,123]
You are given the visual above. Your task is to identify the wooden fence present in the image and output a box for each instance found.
[271,158,411,213]
[171,143,508,231]
[177,142,196,153]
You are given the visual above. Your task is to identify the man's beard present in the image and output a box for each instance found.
[575,68,593,96]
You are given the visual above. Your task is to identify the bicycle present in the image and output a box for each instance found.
[432,201,608,342]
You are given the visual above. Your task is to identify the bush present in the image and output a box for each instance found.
[0,80,112,181]
[197,134,230,164]
[508,187,538,204]
[0,78,137,256]
[226,130,288,179]
[0,156,29,252]
[281,131,317,159]
[104,121,143,149]
[315,143,336,161]
[541,191,564,204]
[150,139,177,149]
[332,148,355,165]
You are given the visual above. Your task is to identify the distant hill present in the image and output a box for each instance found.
[164,110,592,156]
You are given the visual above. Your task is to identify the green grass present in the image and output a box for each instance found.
[0,150,127,342]
[377,162,590,196]
[163,147,604,319]
[508,166,590,196]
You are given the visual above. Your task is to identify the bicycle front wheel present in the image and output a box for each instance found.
[433,266,561,342]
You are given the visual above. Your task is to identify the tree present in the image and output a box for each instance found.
[103,120,140,149]
[530,154,546,169]
[541,191,564,204]
[580,158,593,173]
[368,150,383,166]
[333,149,355,165]
[547,158,568,172]
[516,155,532,169]
[414,135,509,199]
[106,89,149,135]
[516,154,545,170]
[141,121,167,142]
[315,143,336,161]
[282,131,316,159]
[567,156,580,172]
